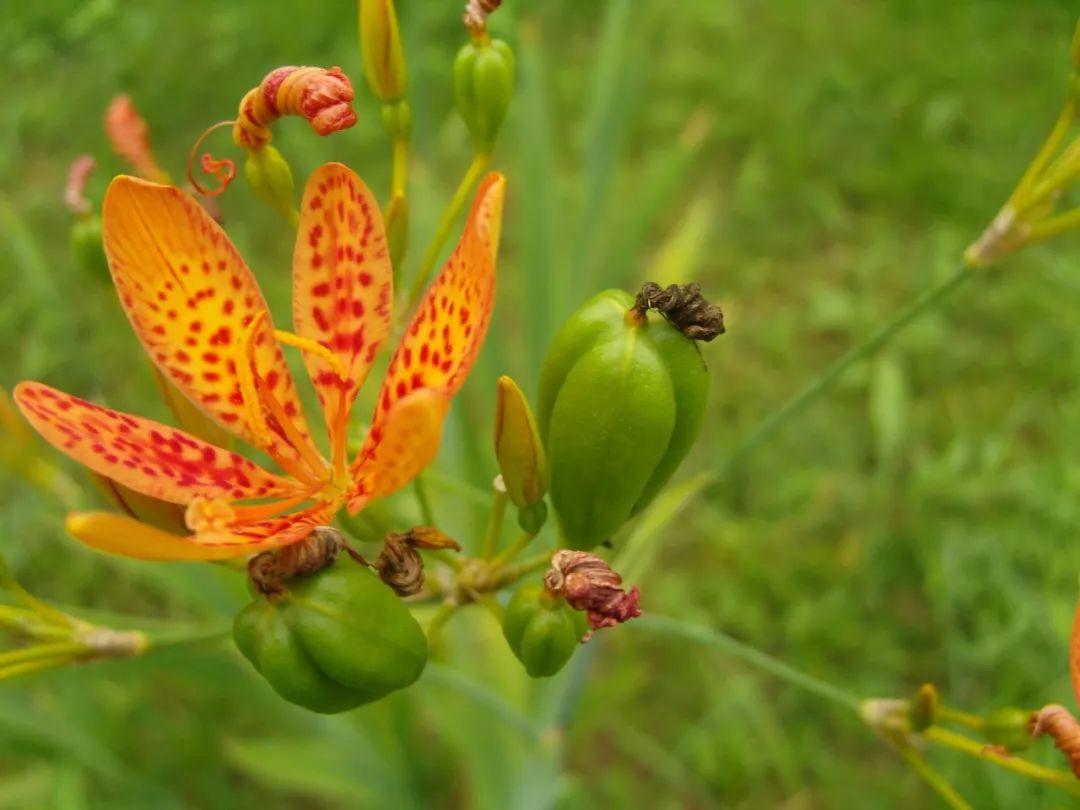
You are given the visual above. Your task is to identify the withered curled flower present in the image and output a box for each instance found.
[233,66,357,150]
[633,282,725,342]
[1032,704,1080,779]
[544,550,641,641]
[375,527,461,597]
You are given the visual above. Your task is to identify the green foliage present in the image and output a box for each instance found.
[2,0,1080,807]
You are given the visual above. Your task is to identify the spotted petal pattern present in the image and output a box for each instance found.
[102,176,312,465]
[349,173,505,489]
[15,382,300,505]
[293,163,392,448]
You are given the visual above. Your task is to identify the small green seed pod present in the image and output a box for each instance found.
[538,290,710,549]
[453,38,514,154]
[70,215,109,278]
[234,561,427,713]
[244,145,296,225]
[502,586,585,678]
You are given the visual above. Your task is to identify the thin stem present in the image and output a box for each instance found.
[0,642,83,669]
[924,726,1080,797]
[714,264,970,483]
[1012,94,1077,204]
[0,654,81,681]
[392,135,409,198]
[636,615,862,712]
[892,741,974,810]
[495,550,554,589]
[490,530,535,567]
[937,707,986,732]
[406,152,491,310]
[481,488,509,560]
[145,625,231,651]
[414,474,437,527]
[426,602,458,643]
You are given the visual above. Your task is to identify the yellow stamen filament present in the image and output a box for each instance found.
[273,329,349,381]
[236,316,325,487]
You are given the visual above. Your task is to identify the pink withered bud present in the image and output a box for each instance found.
[543,550,642,642]
[64,156,95,216]
[104,95,169,183]
[233,66,358,151]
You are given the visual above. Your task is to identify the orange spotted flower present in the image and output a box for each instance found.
[15,163,505,560]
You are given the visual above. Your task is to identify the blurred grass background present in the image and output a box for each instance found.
[4,0,1080,807]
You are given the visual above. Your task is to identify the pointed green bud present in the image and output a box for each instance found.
[244,145,297,225]
[359,0,407,103]
[494,376,547,509]
[454,37,514,154]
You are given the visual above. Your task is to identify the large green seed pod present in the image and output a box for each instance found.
[502,587,586,678]
[234,561,427,713]
[538,290,709,549]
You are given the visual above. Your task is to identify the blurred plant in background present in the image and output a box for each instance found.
[8,0,1080,808]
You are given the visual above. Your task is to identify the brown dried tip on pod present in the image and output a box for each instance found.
[1032,704,1080,779]
[374,527,462,597]
[633,282,725,342]
[463,0,502,36]
[248,526,365,598]
[544,550,642,641]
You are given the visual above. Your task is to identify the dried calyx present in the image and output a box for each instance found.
[633,282,725,342]
[544,550,641,641]
[374,527,461,597]
[248,526,364,597]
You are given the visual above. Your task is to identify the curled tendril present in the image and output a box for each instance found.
[186,120,238,197]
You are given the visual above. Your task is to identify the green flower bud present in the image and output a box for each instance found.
[502,586,586,678]
[244,145,297,225]
[495,375,547,509]
[538,290,710,549]
[380,99,411,141]
[359,0,407,103]
[453,37,514,154]
[234,561,427,713]
[70,215,109,278]
[982,707,1037,752]
[517,500,547,535]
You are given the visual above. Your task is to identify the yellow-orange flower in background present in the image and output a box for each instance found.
[15,162,505,560]
[105,95,170,184]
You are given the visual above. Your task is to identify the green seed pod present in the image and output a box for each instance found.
[502,587,585,678]
[234,561,427,713]
[453,38,514,154]
[70,215,109,278]
[538,290,709,549]
[982,707,1037,752]
[244,145,297,225]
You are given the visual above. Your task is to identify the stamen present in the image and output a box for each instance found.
[273,329,349,381]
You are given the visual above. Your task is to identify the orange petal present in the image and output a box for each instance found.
[347,388,448,512]
[292,163,393,456]
[66,512,248,561]
[191,502,331,552]
[101,175,313,466]
[350,173,504,487]
[15,382,301,505]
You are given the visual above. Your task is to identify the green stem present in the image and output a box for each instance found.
[495,550,553,588]
[144,625,231,651]
[937,707,985,732]
[490,530,535,567]
[406,152,491,310]
[413,474,437,526]
[0,655,81,681]
[924,726,1080,797]
[714,264,970,482]
[0,642,83,669]
[481,488,509,560]
[636,615,862,712]
[891,741,974,810]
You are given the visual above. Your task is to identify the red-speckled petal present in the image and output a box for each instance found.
[349,173,504,486]
[347,388,447,512]
[15,382,301,504]
[102,175,312,464]
[293,163,392,449]
[191,502,331,552]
